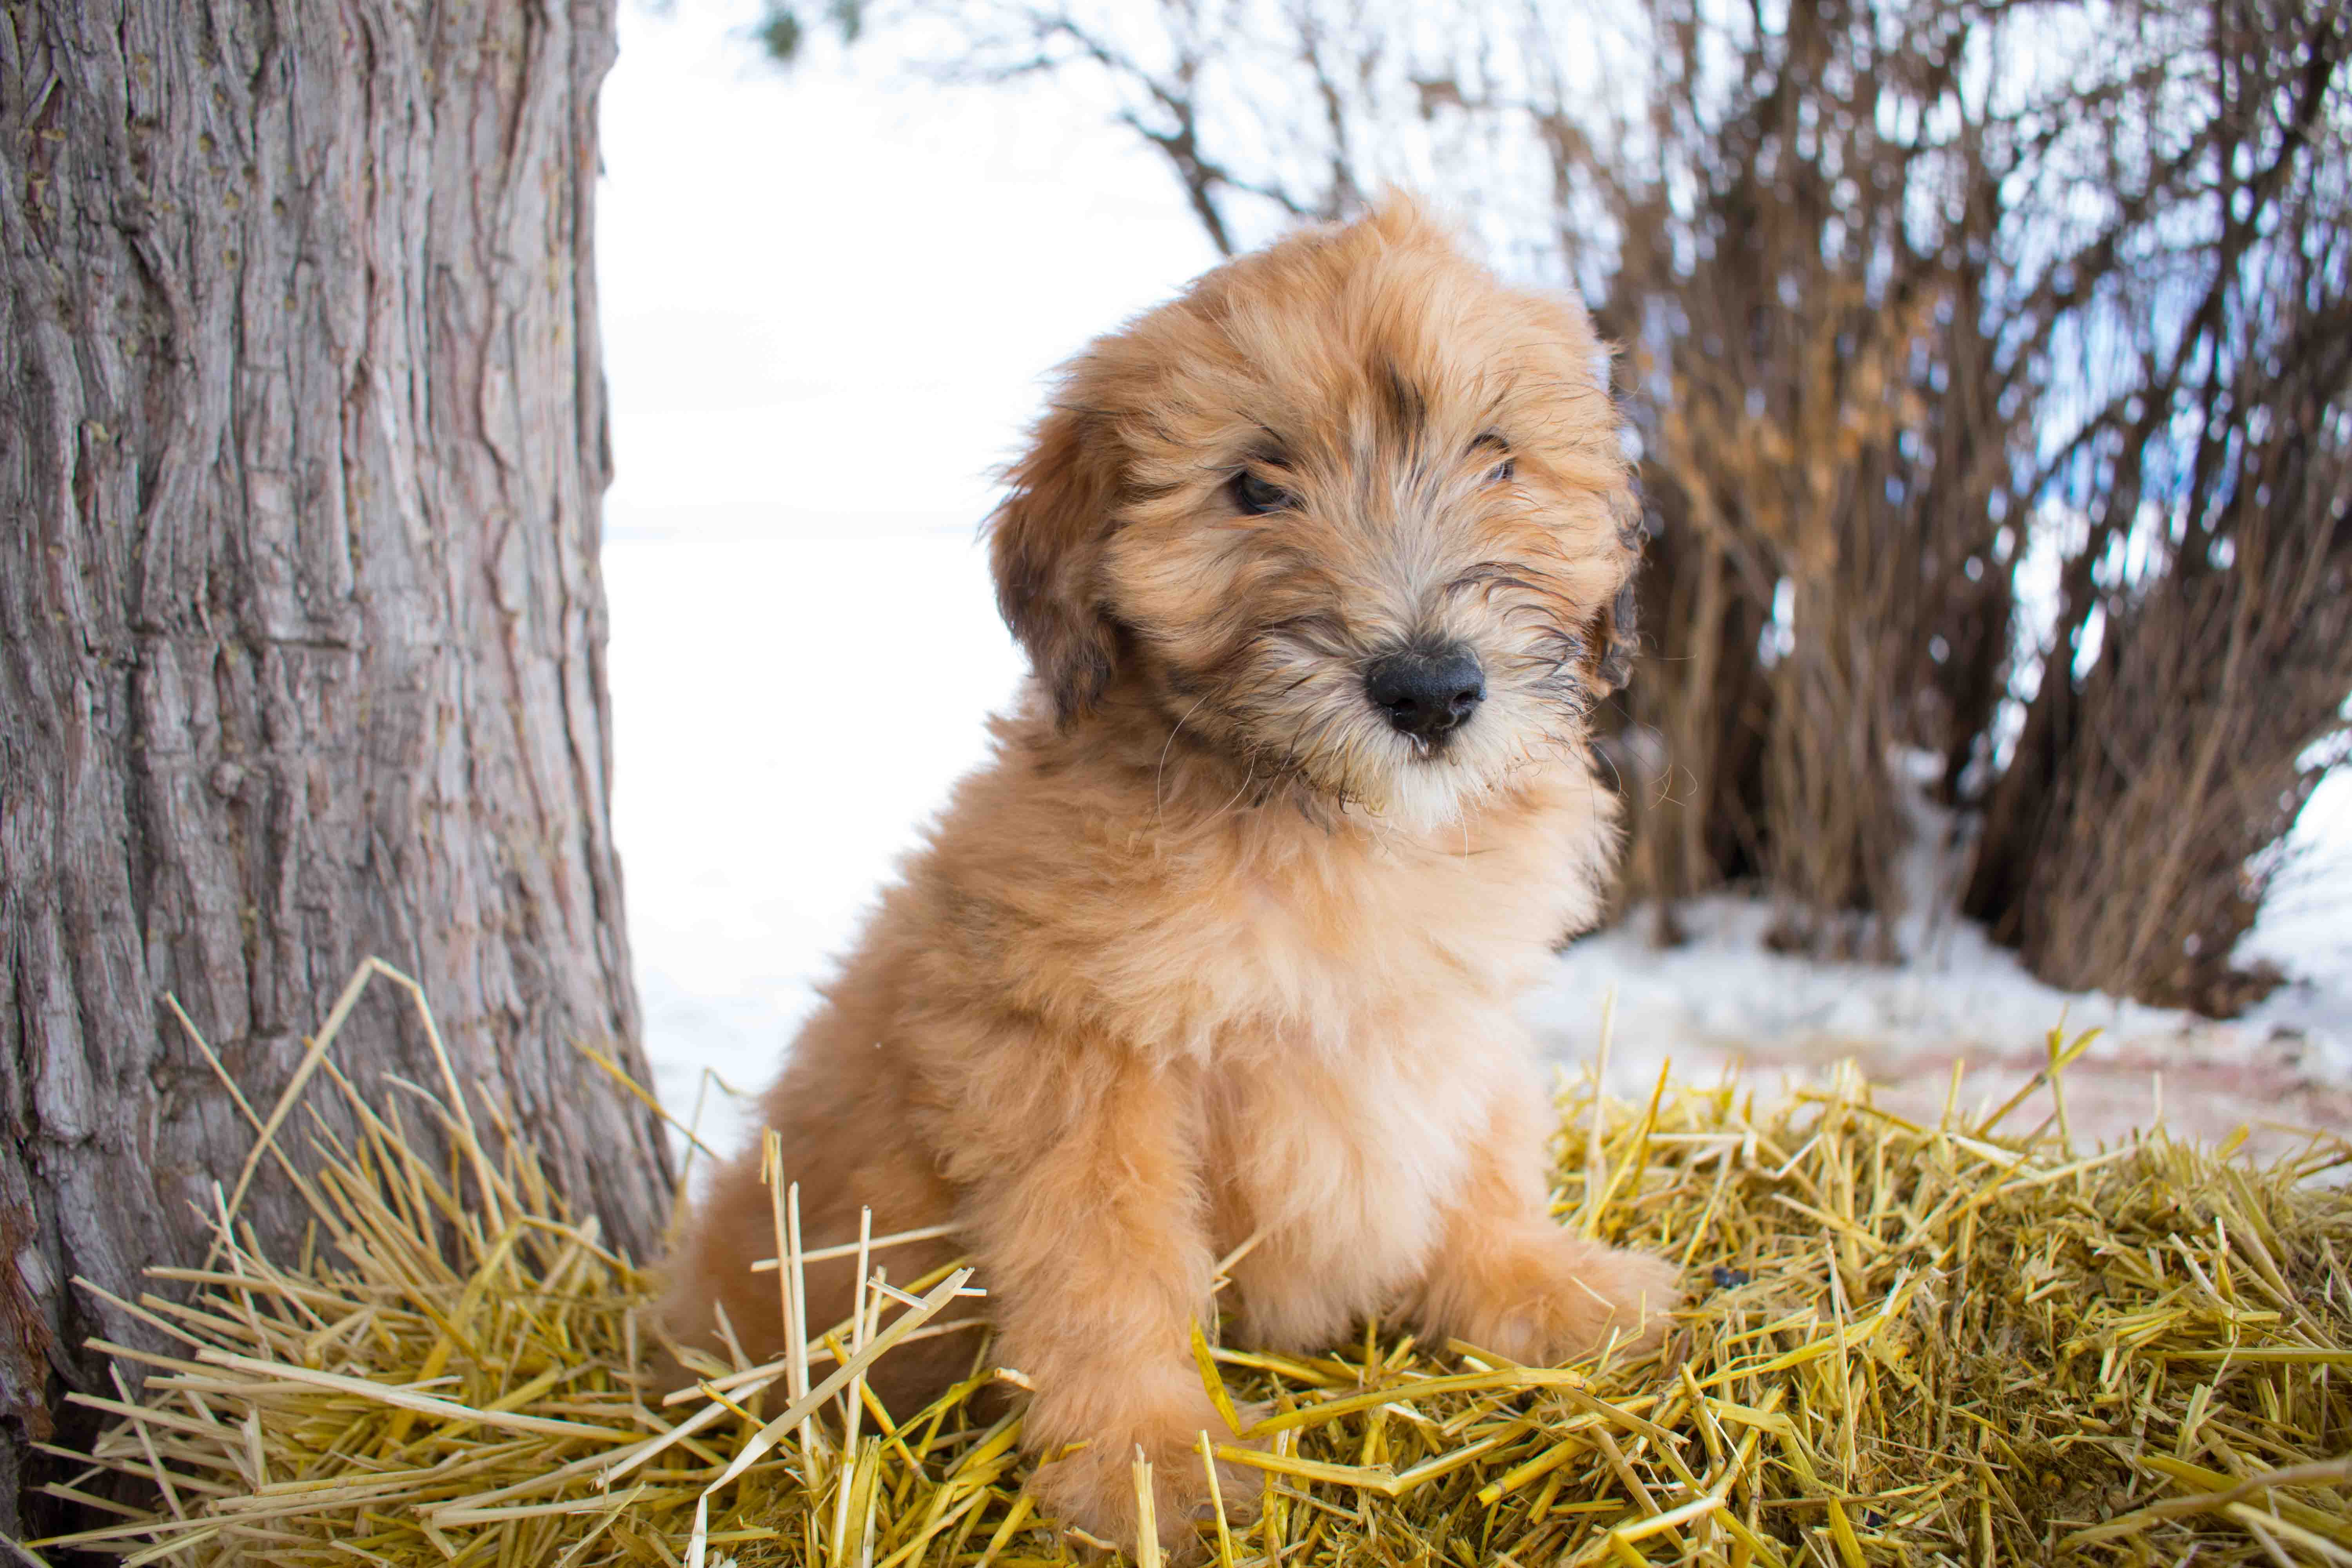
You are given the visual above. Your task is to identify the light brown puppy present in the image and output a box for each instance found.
[660,196,1679,1555]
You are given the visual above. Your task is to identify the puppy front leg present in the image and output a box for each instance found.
[1413,1090,1682,1366]
[953,1048,1254,1557]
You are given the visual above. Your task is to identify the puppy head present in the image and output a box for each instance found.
[989,195,1640,829]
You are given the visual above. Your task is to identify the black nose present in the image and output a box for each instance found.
[1364,645,1485,741]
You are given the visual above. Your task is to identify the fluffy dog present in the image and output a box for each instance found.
[659,195,1680,1555]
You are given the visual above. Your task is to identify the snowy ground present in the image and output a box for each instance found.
[1535,855,2352,1168]
[596,2,2351,1173]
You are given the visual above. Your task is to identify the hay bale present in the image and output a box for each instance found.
[17,963,2352,1566]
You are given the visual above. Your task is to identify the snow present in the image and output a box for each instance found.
[605,532,1021,1158]
[595,1,2351,1169]
[1529,808,2352,1165]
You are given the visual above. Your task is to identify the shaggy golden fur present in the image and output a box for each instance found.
[659,196,1681,1556]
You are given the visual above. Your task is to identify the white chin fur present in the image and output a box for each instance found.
[1338,699,1570,836]
[1341,733,1505,835]
[1354,767,1479,835]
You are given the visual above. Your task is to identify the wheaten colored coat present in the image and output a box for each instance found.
[661,196,1680,1556]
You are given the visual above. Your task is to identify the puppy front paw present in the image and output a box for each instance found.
[1027,1402,1263,1562]
[1547,1241,1683,1361]
[1431,1229,1684,1368]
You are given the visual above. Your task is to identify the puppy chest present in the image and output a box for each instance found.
[1201,1043,1493,1277]
[1172,864,1553,1029]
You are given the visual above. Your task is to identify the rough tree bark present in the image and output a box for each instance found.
[0,0,674,1535]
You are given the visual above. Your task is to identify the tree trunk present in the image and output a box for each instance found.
[0,0,674,1536]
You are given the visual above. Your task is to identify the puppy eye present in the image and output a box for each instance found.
[1473,434,1514,486]
[1231,470,1297,515]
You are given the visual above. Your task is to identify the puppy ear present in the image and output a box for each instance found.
[988,403,1122,722]
[1588,497,1645,695]
[1593,578,1640,694]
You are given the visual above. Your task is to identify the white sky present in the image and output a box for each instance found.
[596,2,1217,542]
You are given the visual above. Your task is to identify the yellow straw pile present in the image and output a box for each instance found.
[18,961,2352,1566]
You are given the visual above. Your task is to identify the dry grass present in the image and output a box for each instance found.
[16,960,2352,1567]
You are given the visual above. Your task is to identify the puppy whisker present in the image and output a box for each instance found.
[1156,693,1214,825]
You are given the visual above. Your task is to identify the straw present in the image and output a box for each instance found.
[34,964,2352,1566]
